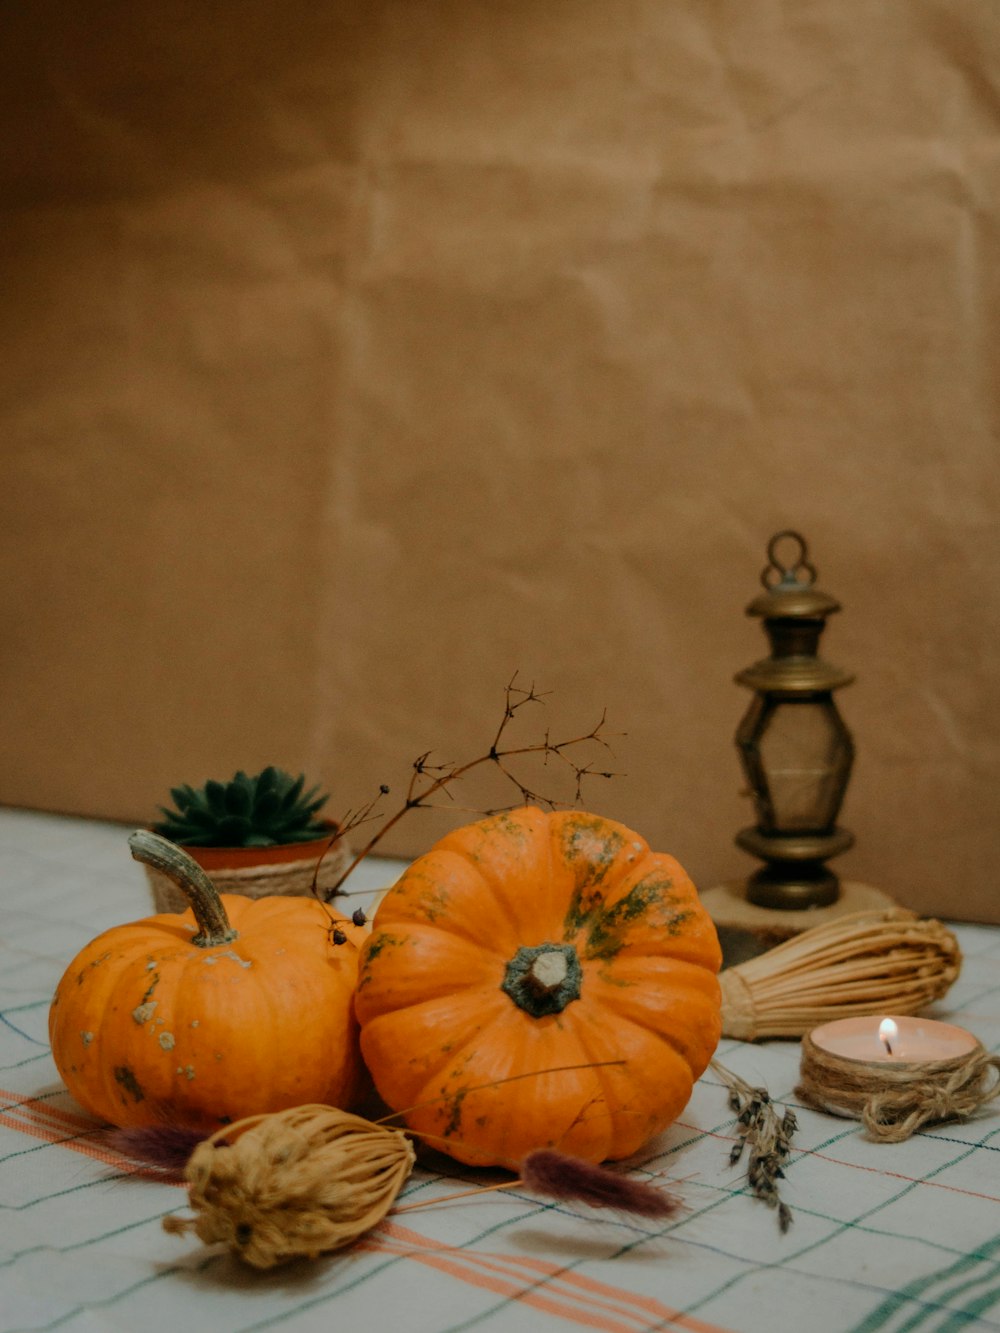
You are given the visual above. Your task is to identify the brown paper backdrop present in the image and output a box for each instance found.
[3,2,999,920]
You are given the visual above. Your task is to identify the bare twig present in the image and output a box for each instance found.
[312,674,621,924]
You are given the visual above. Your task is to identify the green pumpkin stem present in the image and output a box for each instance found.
[501,942,583,1017]
[129,829,239,947]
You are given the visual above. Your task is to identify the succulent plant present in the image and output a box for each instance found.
[153,767,331,848]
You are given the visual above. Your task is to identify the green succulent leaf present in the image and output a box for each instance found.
[155,767,332,849]
[278,773,305,810]
[254,790,281,823]
[204,780,228,816]
[225,782,252,817]
[243,832,278,847]
[215,815,251,843]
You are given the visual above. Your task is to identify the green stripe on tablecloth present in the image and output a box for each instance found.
[671,1116,1000,1326]
[850,1233,1000,1332]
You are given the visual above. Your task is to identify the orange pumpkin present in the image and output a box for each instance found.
[355,807,722,1167]
[49,830,366,1130]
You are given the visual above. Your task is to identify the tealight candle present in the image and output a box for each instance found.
[810,1015,979,1065]
[798,1014,998,1142]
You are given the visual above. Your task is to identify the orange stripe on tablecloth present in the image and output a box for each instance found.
[382,1221,731,1333]
[378,1234,651,1331]
[0,1087,100,1134]
[365,1235,654,1333]
[804,1148,1000,1204]
[0,1109,166,1178]
[489,1251,729,1330]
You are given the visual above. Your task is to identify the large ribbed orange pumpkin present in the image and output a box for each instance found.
[355,807,722,1167]
[49,831,365,1130]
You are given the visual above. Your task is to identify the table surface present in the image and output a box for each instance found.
[2,808,999,1333]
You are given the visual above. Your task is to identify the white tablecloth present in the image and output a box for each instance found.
[2,808,999,1333]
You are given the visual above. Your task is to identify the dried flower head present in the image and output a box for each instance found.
[163,1105,415,1269]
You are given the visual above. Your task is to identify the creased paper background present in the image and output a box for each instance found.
[2,2,999,920]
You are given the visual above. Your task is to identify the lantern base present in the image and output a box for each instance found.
[745,862,840,910]
[701,878,898,969]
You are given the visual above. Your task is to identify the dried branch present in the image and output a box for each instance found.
[312,674,621,922]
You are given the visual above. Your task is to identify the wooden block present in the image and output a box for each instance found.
[701,879,898,969]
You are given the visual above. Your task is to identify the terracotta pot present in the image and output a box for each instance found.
[143,822,352,914]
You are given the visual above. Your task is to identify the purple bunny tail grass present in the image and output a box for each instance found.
[103,1124,208,1179]
[520,1150,683,1219]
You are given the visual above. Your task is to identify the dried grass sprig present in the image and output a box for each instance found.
[520,1150,682,1219]
[394,1150,682,1220]
[104,1124,205,1180]
[720,909,961,1041]
[712,1060,796,1233]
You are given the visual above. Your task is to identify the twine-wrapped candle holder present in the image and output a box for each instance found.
[798,1016,1000,1142]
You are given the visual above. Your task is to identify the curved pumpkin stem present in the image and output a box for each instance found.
[129,830,239,947]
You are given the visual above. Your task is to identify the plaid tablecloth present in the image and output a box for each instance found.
[2,808,999,1333]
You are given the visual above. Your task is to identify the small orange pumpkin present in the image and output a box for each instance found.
[49,831,366,1130]
[355,807,722,1167]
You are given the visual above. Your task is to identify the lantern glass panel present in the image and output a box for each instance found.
[740,696,853,834]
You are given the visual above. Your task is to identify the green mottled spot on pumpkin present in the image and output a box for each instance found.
[495,811,530,838]
[114,1065,145,1103]
[561,817,628,936]
[139,972,160,1005]
[441,1085,470,1138]
[597,969,635,988]
[417,888,450,922]
[357,933,409,990]
[579,875,692,959]
[77,951,112,984]
[364,932,406,962]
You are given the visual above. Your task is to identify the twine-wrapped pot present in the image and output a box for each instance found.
[144,824,352,912]
[719,908,961,1041]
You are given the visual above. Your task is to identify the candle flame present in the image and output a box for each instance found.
[879,1018,899,1056]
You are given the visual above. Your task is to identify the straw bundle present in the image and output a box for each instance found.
[719,909,961,1041]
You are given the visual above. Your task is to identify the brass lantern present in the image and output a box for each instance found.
[734,531,855,909]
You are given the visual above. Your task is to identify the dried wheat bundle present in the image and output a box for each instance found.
[720,909,961,1041]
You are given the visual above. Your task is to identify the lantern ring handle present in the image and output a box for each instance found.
[761,530,817,590]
